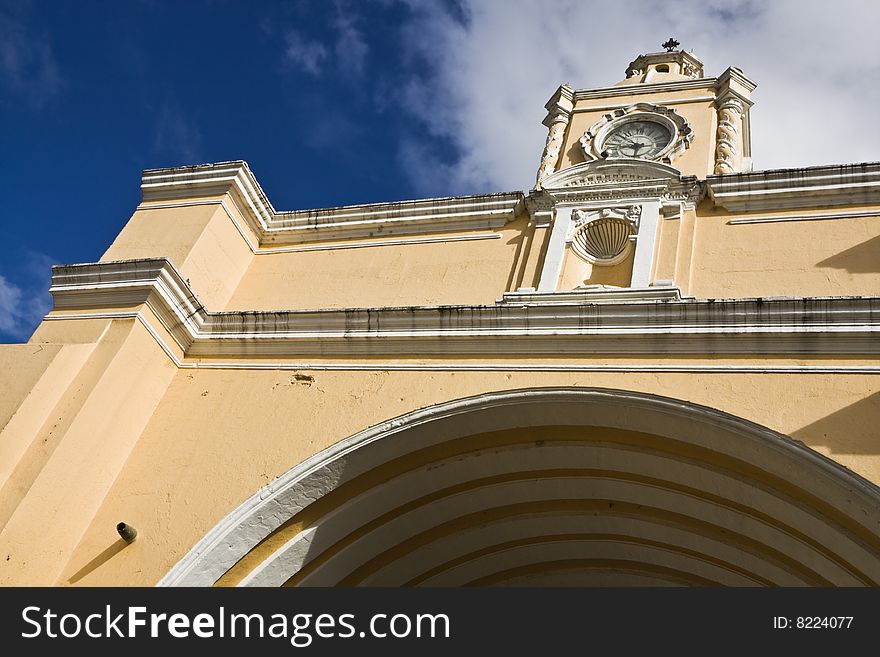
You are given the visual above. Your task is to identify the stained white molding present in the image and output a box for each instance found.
[141,161,523,244]
[499,287,683,304]
[33,313,880,373]
[707,162,880,212]
[48,258,880,357]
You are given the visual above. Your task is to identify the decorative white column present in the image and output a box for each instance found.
[534,85,573,189]
[714,96,744,174]
[535,110,569,188]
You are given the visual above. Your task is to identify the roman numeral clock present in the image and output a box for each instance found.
[578,102,694,164]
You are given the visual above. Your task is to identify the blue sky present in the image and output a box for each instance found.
[1,0,878,341]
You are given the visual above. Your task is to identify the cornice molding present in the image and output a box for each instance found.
[558,67,755,105]
[535,160,703,209]
[49,258,880,358]
[141,161,524,244]
[571,77,718,101]
[706,162,880,212]
[541,84,575,127]
[714,66,757,105]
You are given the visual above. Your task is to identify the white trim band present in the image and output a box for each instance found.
[727,208,880,225]
[46,258,880,358]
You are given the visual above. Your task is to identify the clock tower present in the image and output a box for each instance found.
[536,44,756,183]
[528,43,756,294]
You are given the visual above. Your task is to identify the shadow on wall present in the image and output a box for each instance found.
[791,391,880,455]
[504,229,527,292]
[67,539,127,584]
[817,234,880,274]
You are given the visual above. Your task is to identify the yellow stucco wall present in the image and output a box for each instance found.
[558,246,635,289]
[103,202,254,309]
[19,358,871,586]
[690,205,880,298]
[0,344,61,428]
[0,320,177,586]
[225,217,531,310]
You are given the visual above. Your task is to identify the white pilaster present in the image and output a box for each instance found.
[630,201,661,288]
[537,207,572,291]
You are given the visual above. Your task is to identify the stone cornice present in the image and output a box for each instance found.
[562,68,756,105]
[540,78,717,125]
[49,258,880,358]
[535,160,703,209]
[141,161,524,244]
[541,84,575,127]
[706,162,880,212]
[142,161,275,227]
[572,77,718,101]
[723,66,756,89]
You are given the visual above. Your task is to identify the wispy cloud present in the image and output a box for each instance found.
[391,0,880,194]
[281,2,369,77]
[333,10,368,76]
[284,30,330,75]
[396,136,459,197]
[0,7,63,107]
[0,251,55,342]
[153,100,202,164]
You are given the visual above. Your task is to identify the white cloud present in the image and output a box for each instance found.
[0,275,24,335]
[285,30,330,75]
[0,267,52,342]
[0,7,63,107]
[333,11,369,75]
[284,3,369,77]
[394,0,880,194]
[0,251,54,342]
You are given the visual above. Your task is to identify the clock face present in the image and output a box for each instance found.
[601,119,673,159]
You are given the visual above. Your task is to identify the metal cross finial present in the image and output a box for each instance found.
[662,38,680,52]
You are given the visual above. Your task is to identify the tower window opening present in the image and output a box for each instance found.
[655,64,670,73]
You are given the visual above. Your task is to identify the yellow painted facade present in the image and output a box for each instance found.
[2,49,880,587]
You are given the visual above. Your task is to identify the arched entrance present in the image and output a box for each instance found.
[160,388,880,587]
